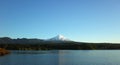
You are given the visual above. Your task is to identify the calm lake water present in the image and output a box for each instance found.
[0,50,120,65]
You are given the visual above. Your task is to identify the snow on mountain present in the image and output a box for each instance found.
[46,34,71,42]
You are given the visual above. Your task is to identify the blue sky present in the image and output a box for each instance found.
[0,0,120,43]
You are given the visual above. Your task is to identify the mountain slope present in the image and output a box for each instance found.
[46,35,71,42]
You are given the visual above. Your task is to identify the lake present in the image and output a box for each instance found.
[0,50,120,65]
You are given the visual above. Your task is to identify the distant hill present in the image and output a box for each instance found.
[0,35,73,44]
[0,37,120,50]
[0,37,44,44]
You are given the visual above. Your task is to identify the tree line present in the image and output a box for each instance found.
[0,37,120,50]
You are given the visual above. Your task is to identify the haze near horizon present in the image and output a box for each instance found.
[0,0,120,43]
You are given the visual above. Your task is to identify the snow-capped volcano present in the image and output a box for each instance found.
[47,35,71,42]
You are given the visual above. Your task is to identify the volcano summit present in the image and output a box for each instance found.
[46,34,71,42]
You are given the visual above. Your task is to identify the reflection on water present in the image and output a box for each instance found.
[0,50,120,65]
[12,50,60,54]
[0,50,59,65]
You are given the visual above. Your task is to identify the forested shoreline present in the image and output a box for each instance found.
[1,43,120,50]
[0,37,120,50]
